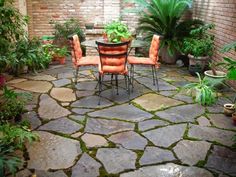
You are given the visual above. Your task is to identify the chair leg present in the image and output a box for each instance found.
[130,64,134,92]
[115,74,119,95]
[126,75,131,104]
[151,66,155,86]
[74,67,79,84]
[111,74,114,85]
[98,74,102,105]
[154,66,159,91]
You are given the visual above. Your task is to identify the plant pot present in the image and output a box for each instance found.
[188,54,209,70]
[204,70,226,87]
[85,23,94,29]
[0,75,6,87]
[160,46,178,64]
[189,64,203,76]
[232,112,236,126]
[58,56,66,65]
[223,104,235,116]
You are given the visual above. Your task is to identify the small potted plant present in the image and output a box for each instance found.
[183,73,217,106]
[104,21,132,43]
[53,46,69,64]
[182,24,215,73]
[0,56,7,87]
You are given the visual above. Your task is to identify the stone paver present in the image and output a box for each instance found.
[197,116,211,126]
[188,124,235,146]
[85,118,135,135]
[38,118,83,134]
[81,133,108,148]
[75,81,98,90]
[76,90,95,98]
[120,163,214,177]
[206,145,236,176]
[69,115,86,122]
[35,170,67,177]
[173,140,211,166]
[52,78,71,87]
[96,147,137,174]
[143,124,186,147]
[26,74,57,81]
[13,169,32,177]
[8,78,27,84]
[207,113,236,130]
[133,93,184,111]
[72,153,101,177]
[71,108,94,115]
[71,95,113,108]
[173,93,194,103]
[140,146,176,165]
[38,94,71,120]
[22,111,41,130]
[88,104,153,122]
[12,80,52,93]
[138,119,169,131]
[27,131,82,170]
[156,104,205,123]
[108,131,148,150]
[50,87,76,102]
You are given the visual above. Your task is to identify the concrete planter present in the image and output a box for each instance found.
[204,70,226,86]
[188,54,209,70]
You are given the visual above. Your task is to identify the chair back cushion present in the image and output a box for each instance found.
[149,35,160,63]
[69,34,82,65]
[96,41,129,74]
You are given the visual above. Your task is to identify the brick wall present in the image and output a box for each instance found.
[192,0,236,87]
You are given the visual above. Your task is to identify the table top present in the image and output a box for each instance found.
[81,39,148,48]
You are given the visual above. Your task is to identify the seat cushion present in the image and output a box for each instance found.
[99,64,128,75]
[74,56,99,66]
[128,56,160,68]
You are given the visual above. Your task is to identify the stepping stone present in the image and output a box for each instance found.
[205,145,236,176]
[71,108,94,115]
[76,90,95,98]
[69,115,86,122]
[155,104,205,123]
[173,140,211,166]
[50,88,76,102]
[27,131,82,170]
[184,76,199,82]
[142,124,186,147]
[159,90,177,97]
[136,77,177,91]
[171,80,190,87]
[38,118,83,134]
[207,114,236,130]
[81,133,108,148]
[22,111,41,130]
[96,147,137,174]
[7,78,27,84]
[140,146,176,165]
[88,104,152,122]
[197,116,211,126]
[206,104,224,113]
[120,163,214,177]
[173,93,194,103]
[35,170,67,177]
[26,74,56,81]
[72,153,101,177]
[108,131,148,150]
[188,124,235,146]
[85,118,134,135]
[75,81,98,90]
[71,132,83,138]
[38,94,71,120]
[12,80,52,93]
[58,72,74,79]
[71,96,113,109]
[13,169,32,177]
[133,93,183,111]
[52,78,71,87]
[139,119,169,131]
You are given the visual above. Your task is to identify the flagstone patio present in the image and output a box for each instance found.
[7,61,236,177]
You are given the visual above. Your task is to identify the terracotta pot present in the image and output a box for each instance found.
[223,104,235,116]
[0,75,6,87]
[232,112,236,126]
[58,57,66,65]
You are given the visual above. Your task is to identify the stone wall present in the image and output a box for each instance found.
[192,0,236,86]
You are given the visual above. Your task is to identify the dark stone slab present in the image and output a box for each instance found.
[155,104,205,123]
[206,145,236,176]
[35,170,67,177]
[207,114,236,130]
[71,108,94,115]
[52,79,71,87]
[173,93,194,103]
[140,146,176,165]
[76,90,95,98]
[142,124,186,147]
[75,81,98,91]
[138,119,169,131]
[71,96,113,108]
[22,111,41,130]
[88,104,153,122]
[85,118,135,135]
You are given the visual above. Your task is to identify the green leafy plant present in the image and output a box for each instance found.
[0,87,32,123]
[126,0,193,56]
[53,46,69,57]
[0,123,38,176]
[184,73,216,105]
[218,41,236,80]
[182,24,215,57]
[0,0,28,56]
[104,21,132,43]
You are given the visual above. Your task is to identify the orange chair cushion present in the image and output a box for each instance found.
[99,63,128,75]
[74,56,99,66]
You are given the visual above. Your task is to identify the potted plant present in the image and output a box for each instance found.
[223,103,235,116]
[183,73,217,106]
[0,56,8,87]
[53,46,69,64]
[104,21,132,43]
[182,23,215,72]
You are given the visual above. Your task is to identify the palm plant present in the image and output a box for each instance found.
[126,0,198,63]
